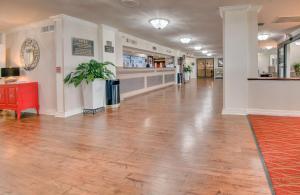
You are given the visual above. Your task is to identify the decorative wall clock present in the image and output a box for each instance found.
[20,38,40,71]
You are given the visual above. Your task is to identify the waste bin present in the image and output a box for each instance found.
[177,73,183,84]
[106,79,120,107]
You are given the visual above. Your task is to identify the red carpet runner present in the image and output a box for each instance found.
[249,115,300,195]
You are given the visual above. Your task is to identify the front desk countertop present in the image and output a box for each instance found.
[248,77,300,81]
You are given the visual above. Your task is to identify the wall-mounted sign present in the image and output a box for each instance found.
[72,38,94,57]
[104,41,114,53]
[125,37,137,45]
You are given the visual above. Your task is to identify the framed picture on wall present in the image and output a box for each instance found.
[218,58,223,67]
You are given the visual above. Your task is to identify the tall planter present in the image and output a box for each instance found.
[82,79,106,110]
[185,72,190,81]
[64,60,115,113]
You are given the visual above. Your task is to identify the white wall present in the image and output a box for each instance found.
[98,25,117,76]
[5,19,57,115]
[60,15,100,116]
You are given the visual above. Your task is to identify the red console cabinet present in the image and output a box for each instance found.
[0,82,39,119]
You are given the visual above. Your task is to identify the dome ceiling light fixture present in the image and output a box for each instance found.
[180,37,192,44]
[202,50,208,54]
[194,46,202,50]
[258,33,270,41]
[207,53,212,57]
[149,18,169,30]
[265,46,273,50]
[120,0,140,8]
[295,41,300,46]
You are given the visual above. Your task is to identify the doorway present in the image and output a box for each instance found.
[197,58,214,78]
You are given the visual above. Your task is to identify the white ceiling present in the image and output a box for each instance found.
[1,0,300,56]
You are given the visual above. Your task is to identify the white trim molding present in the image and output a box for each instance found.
[247,108,300,117]
[222,108,248,115]
[219,4,262,18]
[55,108,83,118]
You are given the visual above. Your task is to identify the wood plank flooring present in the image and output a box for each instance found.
[0,79,271,195]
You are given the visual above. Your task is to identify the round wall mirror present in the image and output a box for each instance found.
[20,39,40,71]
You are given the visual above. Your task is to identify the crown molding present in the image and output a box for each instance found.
[219,5,262,18]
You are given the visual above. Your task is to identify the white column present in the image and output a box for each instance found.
[220,5,261,115]
[98,24,118,78]
[0,33,6,68]
[50,15,66,117]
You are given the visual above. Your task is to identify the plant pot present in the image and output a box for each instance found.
[81,79,106,110]
[185,72,190,81]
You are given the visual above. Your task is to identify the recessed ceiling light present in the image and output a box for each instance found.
[207,53,212,57]
[194,46,202,50]
[149,18,169,30]
[265,46,273,50]
[180,37,191,44]
[295,41,300,46]
[120,0,140,8]
[258,33,270,41]
[202,50,208,54]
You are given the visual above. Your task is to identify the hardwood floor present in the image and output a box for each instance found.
[0,79,271,195]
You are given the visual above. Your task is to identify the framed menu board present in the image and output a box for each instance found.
[72,38,94,57]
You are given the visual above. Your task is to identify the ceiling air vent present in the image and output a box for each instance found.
[273,16,300,23]
[120,0,140,8]
[41,25,55,33]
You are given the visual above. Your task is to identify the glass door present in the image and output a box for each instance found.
[197,58,214,78]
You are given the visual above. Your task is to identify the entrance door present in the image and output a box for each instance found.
[197,58,214,78]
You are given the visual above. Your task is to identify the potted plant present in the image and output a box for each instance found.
[64,59,115,111]
[183,65,193,81]
[293,63,300,77]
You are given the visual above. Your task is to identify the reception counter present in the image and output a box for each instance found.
[248,77,300,81]
[248,77,300,116]
[117,67,176,99]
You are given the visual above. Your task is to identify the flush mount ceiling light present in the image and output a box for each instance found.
[194,46,202,50]
[180,37,192,44]
[265,46,273,50]
[258,33,270,41]
[207,53,212,57]
[295,41,300,46]
[202,50,208,54]
[120,0,140,8]
[149,18,169,30]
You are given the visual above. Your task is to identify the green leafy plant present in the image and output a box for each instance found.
[64,59,115,87]
[183,65,193,73]
[294,63,300,77]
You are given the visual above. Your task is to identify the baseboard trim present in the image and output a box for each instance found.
[247,108,300,117]
[55,108,83,118]
[222,108,247,115]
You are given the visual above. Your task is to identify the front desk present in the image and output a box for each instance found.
[117,67,176,99]
[248,77,300,116]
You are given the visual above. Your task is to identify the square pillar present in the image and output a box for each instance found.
[220,5,261,115]
[98,25,118,78]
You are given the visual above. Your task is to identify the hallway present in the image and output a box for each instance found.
[0,79,271,195]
